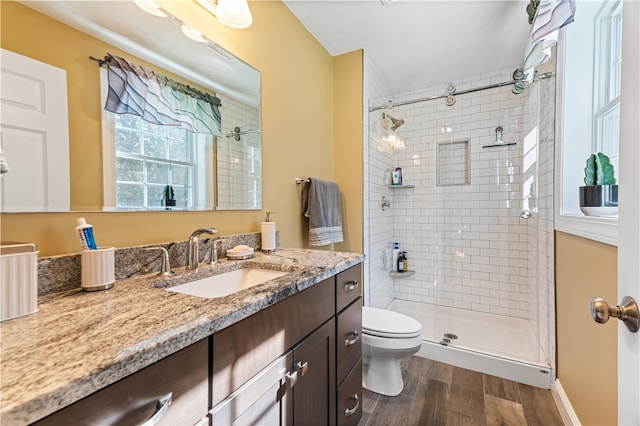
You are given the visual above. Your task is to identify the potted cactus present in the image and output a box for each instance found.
[161,185,176,209]
[579,152,618,216]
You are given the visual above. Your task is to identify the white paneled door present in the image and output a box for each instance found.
[618,1,640,424]
[0,48,70,212]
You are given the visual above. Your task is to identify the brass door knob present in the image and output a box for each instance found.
[590,296,639,332]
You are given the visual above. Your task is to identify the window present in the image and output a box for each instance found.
[556,0,623,245]
[113,114,200,210]
[101,70,214,211]
[593,1,622,170]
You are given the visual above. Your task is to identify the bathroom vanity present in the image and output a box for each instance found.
[0,248,363,425]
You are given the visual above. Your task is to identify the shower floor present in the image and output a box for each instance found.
[387,299,554,389]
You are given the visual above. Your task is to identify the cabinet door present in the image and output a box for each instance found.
[336,297,362,385]
[293,319,336,426]
[34,338,209,426]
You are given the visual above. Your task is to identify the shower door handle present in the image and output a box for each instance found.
[590,296,640,332]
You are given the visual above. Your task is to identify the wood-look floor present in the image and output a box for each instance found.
[358,356,564,426]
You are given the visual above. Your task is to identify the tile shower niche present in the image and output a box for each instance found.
[437,140,469,186]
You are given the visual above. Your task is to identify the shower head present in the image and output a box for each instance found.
[390,116,405,131]
[382,112,405,131]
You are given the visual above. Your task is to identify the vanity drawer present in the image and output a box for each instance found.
[336,264,362,314]
[34,338,209,426]
[337,360,363,426]
[336,296,362,385]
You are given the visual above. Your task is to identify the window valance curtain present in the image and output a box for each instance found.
[523,0,576,75]
[104,53,222,136]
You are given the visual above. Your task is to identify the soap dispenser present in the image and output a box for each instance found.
[261,210,277,253]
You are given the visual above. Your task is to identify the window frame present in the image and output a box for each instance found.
[555,0,622,247]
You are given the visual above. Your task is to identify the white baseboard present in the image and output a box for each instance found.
[552,379,581,426]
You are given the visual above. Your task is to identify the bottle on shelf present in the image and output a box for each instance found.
[391,242,400,272]
[397,251,406,273]
[403,251,408,271]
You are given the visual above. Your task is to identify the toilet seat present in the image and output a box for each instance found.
[362,306,422,338]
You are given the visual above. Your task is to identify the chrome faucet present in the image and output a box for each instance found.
[145,246,175,276]
[187,227,218,271]
[209,238,225,265]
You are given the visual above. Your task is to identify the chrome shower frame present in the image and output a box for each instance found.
[369,68,529,112]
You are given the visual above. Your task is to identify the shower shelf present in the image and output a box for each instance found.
[389,270,415,277]
[388,185,415,189]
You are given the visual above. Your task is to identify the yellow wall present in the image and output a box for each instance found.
[333,50,364,253]
[0,1,363,256]
[555,231,617,425]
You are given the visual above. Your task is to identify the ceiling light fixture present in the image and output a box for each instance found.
[195,0,253,29]
[132,0,167,17]
[181,24,208,43]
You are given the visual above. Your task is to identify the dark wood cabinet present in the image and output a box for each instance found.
[211,263,363,426]
[33,338,210,426]
[211,276,335,406]
[211,318,339,426]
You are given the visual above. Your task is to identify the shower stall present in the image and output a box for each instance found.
[364,64,556,388]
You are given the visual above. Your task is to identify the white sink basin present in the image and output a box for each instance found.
[167,268,288,299]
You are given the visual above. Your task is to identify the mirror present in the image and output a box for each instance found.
[0,0,261,212]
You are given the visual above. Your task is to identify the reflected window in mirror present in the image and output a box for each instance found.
[100,65,216,211]
[107,113,214,210]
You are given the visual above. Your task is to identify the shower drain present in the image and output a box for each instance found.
[439,333,458,346]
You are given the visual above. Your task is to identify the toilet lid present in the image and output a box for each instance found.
[362,306,422,338]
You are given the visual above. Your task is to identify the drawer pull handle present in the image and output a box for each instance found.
[296,361,309,376]
[344,330,359,347]
[344,393,360,416]
[285,370,298,388]
[343,280,359,291]
[140,392,172,426]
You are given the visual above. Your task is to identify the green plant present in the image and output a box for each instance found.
[163,185,175,200]
[584,152,616,185]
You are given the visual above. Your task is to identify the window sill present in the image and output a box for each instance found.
[555,213,618,247]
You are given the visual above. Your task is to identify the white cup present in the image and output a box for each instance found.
[81,246,115,291]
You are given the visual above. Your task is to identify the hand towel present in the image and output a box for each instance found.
[302,178,344,246]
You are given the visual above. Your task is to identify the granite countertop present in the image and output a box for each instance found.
[0,248,364,425]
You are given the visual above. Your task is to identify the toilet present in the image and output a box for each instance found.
[362,306,423,396]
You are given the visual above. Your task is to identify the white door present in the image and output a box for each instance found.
[617,1,639,424]
[0,48,70,212]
